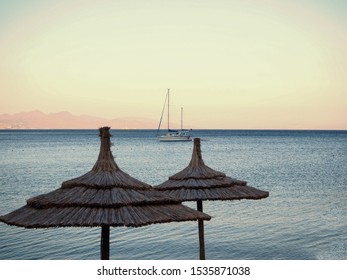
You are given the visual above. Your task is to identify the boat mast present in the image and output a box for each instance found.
[167,89,170,131]
[156,90,169,136]
[181,107,183,130]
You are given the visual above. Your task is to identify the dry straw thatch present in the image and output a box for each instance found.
[154,137,269,259]
[0,127,210,259]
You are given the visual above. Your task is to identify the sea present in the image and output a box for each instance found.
[0,129,346,260]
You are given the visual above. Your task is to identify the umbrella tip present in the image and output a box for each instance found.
[193,137,201,150]
[99,127,111,138]
[192,138,203,161]
[194,138,201,145]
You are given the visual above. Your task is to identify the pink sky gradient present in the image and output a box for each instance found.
[0,0,346,129]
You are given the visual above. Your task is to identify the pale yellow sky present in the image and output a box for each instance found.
[0,0,346,129]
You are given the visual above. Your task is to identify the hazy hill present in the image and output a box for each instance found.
[0,111,158,129]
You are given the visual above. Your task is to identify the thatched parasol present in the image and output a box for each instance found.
[0,127,210,260]
[154,138,269,259]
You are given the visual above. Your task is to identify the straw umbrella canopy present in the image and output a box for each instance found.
[0,127,210,260]
[154,138,269,259]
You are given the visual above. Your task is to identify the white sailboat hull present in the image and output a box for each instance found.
[158,133,192,142]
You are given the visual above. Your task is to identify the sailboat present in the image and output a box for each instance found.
[156,89,192,142]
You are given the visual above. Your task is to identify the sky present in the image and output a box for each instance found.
[0,0,346,129]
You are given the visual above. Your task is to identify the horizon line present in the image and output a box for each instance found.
[1,128,346,131]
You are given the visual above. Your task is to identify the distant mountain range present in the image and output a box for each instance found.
[0,111,158,129]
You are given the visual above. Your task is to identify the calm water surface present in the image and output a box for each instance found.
[0,129,346,259]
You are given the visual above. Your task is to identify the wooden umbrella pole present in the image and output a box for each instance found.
[197,200,205,260]
[101,225,110,260]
